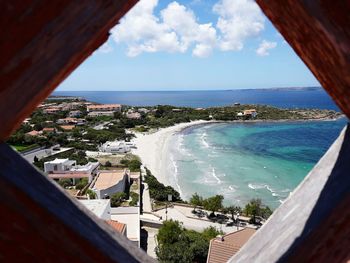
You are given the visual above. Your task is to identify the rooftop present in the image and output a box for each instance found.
[106,220,126,234]
[87,104,121,109]
[80,199,111,219]
[207,228,256,263]
[93,170,127,190]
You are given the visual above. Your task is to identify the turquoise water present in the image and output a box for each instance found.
[166,119,347,209]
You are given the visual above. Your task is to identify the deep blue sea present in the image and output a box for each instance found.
[53,88,339,110]
[54,89,347,209]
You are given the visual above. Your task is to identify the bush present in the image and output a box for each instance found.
[130,192,139,206]
[156,220,222,263]
[128,159,142,171]
[110,192,127,207]
[86,189,97,199]
[58,178,72,188]
[105,161,112,167]
[75,178,88,190]
[144,168,181,202]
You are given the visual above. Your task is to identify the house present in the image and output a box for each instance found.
[99,141,131,154]
[125,110,141,119]
[60,125,76,131]
[42,127,55,133]
[87,104,121,112]
[57,117,78,124]
[137,108,150,114]
[43,106,61,114]
[79,200,127,237]
[68,110,82,117]
[25,130,42,137]
[88,111,114,117]
[243,109,257,118]
[106,220,127,236]
[90,170,129,199]
[206,228,256,263]
[45,158,100,184]
[237,112,243,117]
[79,199,111,220]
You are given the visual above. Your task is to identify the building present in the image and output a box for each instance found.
[42,127,55,133]
[243,109,257,118]
[137,108,150,114]
[88,111,114,117]
[68,110,82,117]
[79,199,111,220]
[43,106,61,114]
[206,228,256,263]
[125,110,141,119]
[87,104,121,112]
[99,141,131,154]
[60,125,76,131]
[45,158,100,184]
[90,170,129,199]
[25,130,42,137]
[106,220,127,236]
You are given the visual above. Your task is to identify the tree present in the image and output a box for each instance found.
[203,195,224,216]
[224,205,242,222]
[156,220,222,263]
[58,178,72,188]
[128,159,142,171]
[110,192,127,207]
[190,192,204,211]
[75,178,88,190]
[105,161,112,167]
[86,189,96,199]
[243,198,273,223]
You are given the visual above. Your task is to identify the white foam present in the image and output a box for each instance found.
[200,132,209,148]
[170,155,183,197]
[211,167,221,184]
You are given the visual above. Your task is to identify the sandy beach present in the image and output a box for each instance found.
[131,120,213,185]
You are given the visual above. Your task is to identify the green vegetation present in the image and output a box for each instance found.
[119,156,142,171]
[75,178,88,190]
[144,168,181,202]
[110,192,127,207]
[58,178,73,188]
[243,198,273,223]
[12,144,39,152]
[129,192,139,206]
[203,195,224,216]
[156,220,222,263]
[86,189,97,199]
[189,193,272,223]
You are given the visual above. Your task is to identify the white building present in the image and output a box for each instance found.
[90,170,129,199]
[44,158,76,173]
[99,141,131,154]
[80,199,111,220]
[88,111,114,117]
[44,158,100,183]
[87,104,122,112]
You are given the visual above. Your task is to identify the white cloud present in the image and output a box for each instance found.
[256,40,277,56]
[213,0,265,51]
[111,0,217,57]
[111,0,266,57]
[96,42,113,54]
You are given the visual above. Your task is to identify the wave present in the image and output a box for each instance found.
[170,155,183,197]
[199,132,210,148]
[211,167,221,184]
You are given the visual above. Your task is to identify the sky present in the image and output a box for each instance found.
[57,0,319,91]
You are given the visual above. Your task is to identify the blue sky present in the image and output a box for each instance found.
[57,0,319,91]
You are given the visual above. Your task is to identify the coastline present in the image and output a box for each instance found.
[131,116,345,190]
[131,120,213,186]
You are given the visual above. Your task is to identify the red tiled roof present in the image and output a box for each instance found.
[60,125,75,130]
[207,228,256,263]
[48,173,89,179]
[26,130,40,136]
[43,127,55,132]
[106,220,126,234]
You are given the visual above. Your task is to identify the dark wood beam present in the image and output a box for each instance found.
[0,143,154,262]
[256,0,350,118]
[0,0,138,141]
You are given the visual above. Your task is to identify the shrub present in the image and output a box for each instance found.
[110,192,127,207]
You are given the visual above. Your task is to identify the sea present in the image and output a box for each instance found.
[54,88,347,209]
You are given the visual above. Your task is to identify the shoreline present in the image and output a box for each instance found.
[131,115,346,190]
